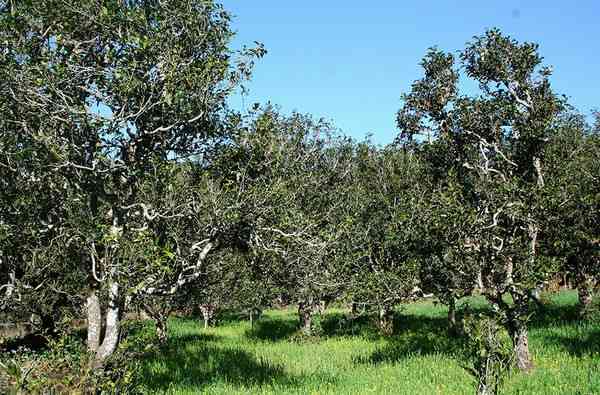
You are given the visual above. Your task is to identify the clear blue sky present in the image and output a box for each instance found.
[225,1,599,144]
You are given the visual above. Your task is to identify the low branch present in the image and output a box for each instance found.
[140,241,215,296]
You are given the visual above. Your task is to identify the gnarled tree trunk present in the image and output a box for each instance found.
[476,269,484,293]
[489,291,534,373]
[142,302,171,344]
[87,280,121,370]
[298,299,315,335]
[506,295,534,372]
[350,301,359,317]
[92,280,121,369]
[249,307,262,328]
[86,289,101,353]
[530,283,545,309]
[377,305,394,336]
[317,299,328,315]
[155,317,168,344]
[508,320,533,372]
[477,381,493,395]
[576,274,594,318]
[199,304,217,329]
[447,297,458,335]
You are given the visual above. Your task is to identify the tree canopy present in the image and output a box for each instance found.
[0,3,597,394]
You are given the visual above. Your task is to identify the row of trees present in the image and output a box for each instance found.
[1,0,598,388]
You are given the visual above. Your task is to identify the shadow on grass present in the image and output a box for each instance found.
[549,328,600,357]
[217,309,254,324]
[245,316,298,342]
[355,293,593,366]
[140,334,310,392]
[354,313,469,365]
[320,312,383,339]
[528,301,582,328]
[245,311,389,342]
[247,306,466,343]
[168,332,221,344]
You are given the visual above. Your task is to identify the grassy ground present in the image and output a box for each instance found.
[136,291,599,394]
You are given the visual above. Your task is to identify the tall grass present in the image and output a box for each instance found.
[136,291,599,394]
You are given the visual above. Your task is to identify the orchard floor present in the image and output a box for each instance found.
[137,291,599,394]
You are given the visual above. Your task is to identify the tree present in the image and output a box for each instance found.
[186,251,268,330]
[0,75,85,335]
[418,171,479,334]
[340,143,425,334]
[1,0,264,369]
[218,106,355,335]
[127,154,260,338]
[397,29,564,371]
[543,111,600,316]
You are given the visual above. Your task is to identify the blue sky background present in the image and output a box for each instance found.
[225,1,599,145]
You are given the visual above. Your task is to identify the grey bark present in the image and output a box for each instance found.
[477,382,493,395]
[92,280,121,369]
[508,320,533,372]
[476,269,484,293]
[199,304,216,329]
[489,292,534,373]
[298,300,314,335]
[249,307,261,328]
[448,298,458,335]
[577,275,594,318]
[86,289,101,353]
[377,305,394,336]
[156,318,168,344]
[142,303,170,344]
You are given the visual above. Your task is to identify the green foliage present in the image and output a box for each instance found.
[1,0,264,367]
[463,314,514,395]
[0,332,87,393]
[1,4,597,392]
[542,111,599,306]
[396,29,580,374]
[90,325,147,394]
[341,143,426,314]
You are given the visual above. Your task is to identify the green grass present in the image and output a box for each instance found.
[136,291,600,394]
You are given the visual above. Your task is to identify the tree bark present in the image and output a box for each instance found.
[298,300,314,335]
[92,280,121,369]
[249,307,261,328]
[86,289,101,353]
[447,298,457,335]
[156,317,168,344]
[377,305,394,336]
[490,291,534,373]
[577,275,594,318]
[142,303,170,344]
[477,381,493,395]
[529,282,546,311]
[317,299,328,315]
[199,304,216,329]
[508,320,533,372]
[350,302,359,317]
[476,269,484,293]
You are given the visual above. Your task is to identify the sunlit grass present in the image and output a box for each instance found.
[136,290,599,394]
